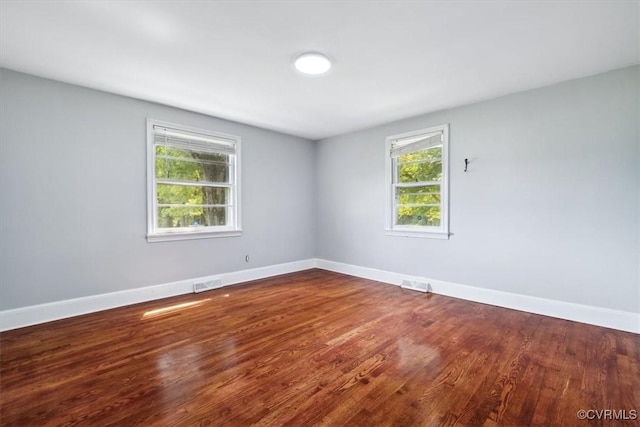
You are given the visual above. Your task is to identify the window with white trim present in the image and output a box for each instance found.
[147,119,241,242]
[385,124,449,239]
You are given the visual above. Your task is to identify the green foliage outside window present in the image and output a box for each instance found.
[396,146,442,226]
[155,146,230,228]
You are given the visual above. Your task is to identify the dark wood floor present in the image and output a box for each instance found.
[1,269,638,426]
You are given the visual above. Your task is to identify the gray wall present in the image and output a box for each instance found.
[0,69,316,310]
[316,66,639,313]
[2,66,639,315]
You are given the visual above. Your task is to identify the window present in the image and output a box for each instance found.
[147,119,241,242]
[385,124,449,239]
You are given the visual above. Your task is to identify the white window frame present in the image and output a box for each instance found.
[385,124,449,239]
[146,119,242,242]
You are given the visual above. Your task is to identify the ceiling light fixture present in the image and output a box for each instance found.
[294,52,332,75]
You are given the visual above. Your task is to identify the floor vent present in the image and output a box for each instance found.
[193,278,223,293]
[401,280,431,293]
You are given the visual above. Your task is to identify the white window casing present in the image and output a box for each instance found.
[146,119,242,242]
[385,124,449,239]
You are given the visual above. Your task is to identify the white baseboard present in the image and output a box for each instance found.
[315,259,640,334]
[3,258,637,334]
[0,259,315,331]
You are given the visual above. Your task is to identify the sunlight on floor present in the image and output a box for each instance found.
[142,299,211,319]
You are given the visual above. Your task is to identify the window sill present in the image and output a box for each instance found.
[147,229,243,242]
[385,228,450,240]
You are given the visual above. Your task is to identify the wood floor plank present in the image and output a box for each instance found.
[1,269,638,426]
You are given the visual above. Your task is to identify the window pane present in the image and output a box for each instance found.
[398,146,441,162]
[157,206,228,228]
[396,185,440,205]
[396,206,441,227]
[157,184,229,206]
[156,145,229,183]
[397,147,442,183]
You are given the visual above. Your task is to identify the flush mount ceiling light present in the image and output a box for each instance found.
[294,52,332,75]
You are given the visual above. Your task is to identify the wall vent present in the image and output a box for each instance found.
[401,279,431,293]
[193,278,223,293]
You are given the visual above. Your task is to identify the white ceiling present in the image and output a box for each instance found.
[1,1,638,140]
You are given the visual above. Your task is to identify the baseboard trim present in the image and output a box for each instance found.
[315,259,640,334]
[0,259,315,331]
[3,258,637,334]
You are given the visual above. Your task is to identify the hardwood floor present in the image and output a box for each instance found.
[1,269,638,426]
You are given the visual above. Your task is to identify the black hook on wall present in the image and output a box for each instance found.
[464,158,469,172]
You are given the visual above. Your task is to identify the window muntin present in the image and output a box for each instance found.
[386,124,449,238]
[147,119,241,241]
